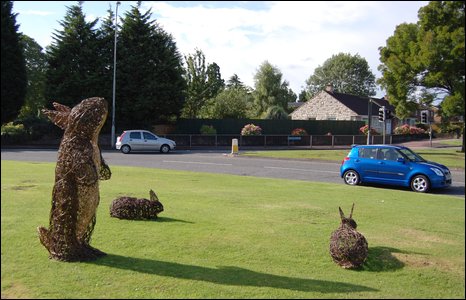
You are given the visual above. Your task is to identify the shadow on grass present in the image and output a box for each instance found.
[156,216,194,223]
[362,246,425,272]
[88,253,378,293]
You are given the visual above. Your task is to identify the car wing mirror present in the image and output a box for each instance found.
[397,157,405,163]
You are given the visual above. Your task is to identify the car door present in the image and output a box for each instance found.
[356,147,380,181]
[128,131,144,150]
[376,148,410,184]
[142,131,161,151]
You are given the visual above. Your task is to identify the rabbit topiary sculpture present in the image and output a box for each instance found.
[329,203,368,269]
[110,190,164,220]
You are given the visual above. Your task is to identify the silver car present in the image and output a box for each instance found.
[115,130,176,154]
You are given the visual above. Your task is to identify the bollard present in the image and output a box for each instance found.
[231,138,239,154]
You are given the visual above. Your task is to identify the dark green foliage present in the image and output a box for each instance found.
[182,49,224,118]
[262,105,290,120]
[19,34,47,118]
[44,3,102,109]
[305,53,376,99]
[116,4,186,128]
[378,1,465,120]
[253,61,296,117]
[1,1,27,124]
[200,86,254,119]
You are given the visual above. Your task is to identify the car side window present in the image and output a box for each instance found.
[143,132,157,140]
[384,149,399,161]
[359,148,377,159]
[129,132,141,139]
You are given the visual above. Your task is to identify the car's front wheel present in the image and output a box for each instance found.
[121,145,131,154]
[160,144,170,153]
[410,175,430,193]
[343,170,360,186]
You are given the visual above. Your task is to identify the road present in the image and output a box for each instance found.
[1,148,464,197]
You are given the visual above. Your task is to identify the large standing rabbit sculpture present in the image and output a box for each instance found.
[329,203,368,269]
[37,98,111,262]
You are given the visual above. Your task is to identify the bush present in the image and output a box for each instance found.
[200,125,217,135]
[241,124,262,136]
[394,124,425,135]
[291,128,308,136]
[359,125,379,136]
[1,122,27,136]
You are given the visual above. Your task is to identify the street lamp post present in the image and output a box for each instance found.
[111,1,120,149]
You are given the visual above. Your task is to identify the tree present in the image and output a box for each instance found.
[44,3,101,108]
[226,73,249,90]
[378,1,464,151]
[262,105,289,119]
[116,3,186,128]
[253,61,296,117]
[199,86,253,119]
[1,1,27,124]
[182,49,224,118]
[305,53,376,99]
[18,34,47,118]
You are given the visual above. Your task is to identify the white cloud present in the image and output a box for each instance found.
[146,1,421,95]
[16,10,55,16]
[15,1,428,97]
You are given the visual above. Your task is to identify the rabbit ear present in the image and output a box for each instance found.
[350,203,355,218]
[149,189,159,202]
[338,207,345,220]
[53,102,71,113]
[42,104,70,130]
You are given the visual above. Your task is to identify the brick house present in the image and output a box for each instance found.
[290,85,399,134]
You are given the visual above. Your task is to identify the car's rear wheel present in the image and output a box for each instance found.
[160,144,170,153]
[343,170,360,185]
[410,175,430,193]
[121,145,131,154]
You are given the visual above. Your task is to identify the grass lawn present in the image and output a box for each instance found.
[1,161,465,299]
[242,148,465,170]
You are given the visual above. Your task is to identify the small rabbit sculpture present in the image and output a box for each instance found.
[110,190,164,220]
[329,203,368,269]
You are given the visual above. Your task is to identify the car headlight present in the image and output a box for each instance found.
[430,168,444,176]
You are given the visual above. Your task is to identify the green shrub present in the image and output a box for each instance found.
[200,125,217,134]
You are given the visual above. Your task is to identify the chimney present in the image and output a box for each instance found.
[325,83,334,93]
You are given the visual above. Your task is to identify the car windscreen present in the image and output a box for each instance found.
[398,148,426,162]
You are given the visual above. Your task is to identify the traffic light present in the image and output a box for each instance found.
[385,109,393,119]
[420,110,428,124]
[378,106,385,122]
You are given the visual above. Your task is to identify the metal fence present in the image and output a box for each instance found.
[158,134,430,149]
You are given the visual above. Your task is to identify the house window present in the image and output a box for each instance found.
[308,117,316,120]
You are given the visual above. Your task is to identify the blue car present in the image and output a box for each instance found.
[340,144,452,193]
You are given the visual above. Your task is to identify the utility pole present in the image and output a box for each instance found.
[111,1,121,149]
[367,98,372,145]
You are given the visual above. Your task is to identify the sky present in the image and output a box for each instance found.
[12,1,429,98]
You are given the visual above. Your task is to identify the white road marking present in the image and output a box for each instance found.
[163,160,233,166]
[264,166,339,174]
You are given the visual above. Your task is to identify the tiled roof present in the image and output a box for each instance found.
[327,91,396,116]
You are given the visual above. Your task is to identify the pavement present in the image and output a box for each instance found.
[395,138,463,149]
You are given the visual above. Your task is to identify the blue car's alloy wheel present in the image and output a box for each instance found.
[343,170,360,185]
[410,175,430,193]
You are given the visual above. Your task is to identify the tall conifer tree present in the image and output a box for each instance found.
[1,1,27,124]
[44,2,100,108]
[117,3,186,128]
